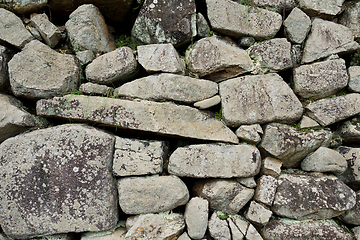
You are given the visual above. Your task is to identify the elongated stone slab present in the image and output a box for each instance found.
[36,95,239,144]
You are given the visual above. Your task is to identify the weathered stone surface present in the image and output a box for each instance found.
[28,26,43,41]
[76,50,94,66]
[246,224,264,240]
[236,0,295,12]
[348,66,360,93]
[137,44,185,74]
[261,157,282,178]
[208,212,231,240]
[301,147,347,174]
[339,191,360,225]
[117,175,189,214]
[306,93,360,126]
[245,201,272,227]
[293,58,348,99]
[186,36,254,82]
[238,36,255,47]
[229,215,249,237]
[299,0,345,17]
[302,18,360,64]
[219,73,303,127]
[115,73,218,104]
[131,0,196,46]
[193,179,254,215]
[247,38,293,74]
[272,174,356,220]
[36,95,239,143]
[30,234,72,240]
[235,124,263,144]
[262,218,355,240]
[0,46,9,91]
[1,0,47,15]
[81,226,126,240]
[236,177,257,188]
[354,226,360,240]
[291,44,303,66]
[284,7,311,44]
[0,124,118,239]
[196,12,211,38]
[337,117,360,144]
[184,197,208,239]
[0,8,34,49]
[259,123,332,168]
[227,218,244,240]
[65,4,116,54]
[113,137,167,177]
[30,13,62,48]
[177,232,191,240]
[207,0,282,40]
[168,144,261,178]
[339,1,360,38]
[193,95,221,109]
[9,40,81,100]
[299,115,320,129]
[254,175,277,206]
[337,147,360,185]
[79,83,113,96]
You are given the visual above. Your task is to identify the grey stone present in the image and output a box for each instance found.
[36,95,239,144]
[168,144,261,178]
[339,191,360,225]
[247,38,293,74]
[354,226,360,240]
[193,179,254,215]
[113,137,167,177]
[236,177,257,188]
[131,0,196,46]
[235,0,295,12]
[184,197,208,239]
[299,0,345,17]
[30,13,62,48]
[125,216,139,231]
[339,1,360,38]
[186,36,254,82]
[30,234,72,240]
[28,26,43,41]
[0,8,34,49]
[85,47,139,85]
[348,66,360,93]
[0,124,118,239]
[245,201,272,227]
[9,40,81,100]
[114,73,218,104]
[306,93,360,126]
[246,224,264,240]
[337,117,360,144]
[81,224,126,240]
[79,83,113,96]
[299,115,321,129]
[194,95,221,109]
[76,50,95,66]
[291,44,302,66]
[235,124,263,144]
[272,174,356,220]
[0,46,9,91]
[238,37,255,47]
[1,0,47,15]
[196,12,211,38]
[227,218,244,240]
[137,43,185,74]
[302,18,360,64]
[219,73,303,127]
[254,175,277,206]
[284,7,311,44]
[301,147,347,174]
[65,4,116,54]
[177,232,191,240]
[229,215,249,237]
[259,123,332,168]
[208,212,231,240]
[293,58,348,99]
[117,175,189,214]
[337,147,360,185]
[261,157,282,178]
[206,0,282,40]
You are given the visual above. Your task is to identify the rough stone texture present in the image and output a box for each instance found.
[228,215,249,237]
[115,73,218,104]
[85,47,139,85]
[254,175,277,206]
[193,179,254,215]
[293,58,348,99]
[76,50,95,66]
[339,1,360,38]
[137,44,185,74]
[131,0,196,46]
[28,26,43,41]
[196,12,211,38]
[348,66,360,93]
[299,0,345,17]
[177,232,191,240]
[247,38,293,74]
[207,0,282,40]
[117,175,189,214]
[301,147,347,174]
[219,74,303,127]
[9,40,81,100]
[65,4,116,54]
[0,124,118,239]
[236,0,295,12]
[337,117,360,144]
[168,144,261,178]
[1,0,47,15]
[186,36,254,82]
[81,226,126,240]
[259,123,332,168]
[0,46,9,91]
[79,83,113,96]
[193,95,221,109]
[261,157,282,178]
[284,7,311,44]
[238,36,255,47]
[272,174,356,220]
[339,191,360,225]
[305,93,360,126]
[227,217,244,240]
[354,226,360,240]
[28,234,72,240]
[0,8,34,49]
[184,197,208,239]
[113,137,167,177]
[30,13,62,48]
[235,124,263,144]
[36,95,239,144]
[236,177,257,188]
[245,201,272,227]
[299,115,320,129]
[302,18,360,64]
[337,147,360,185]
[208,212,231,240]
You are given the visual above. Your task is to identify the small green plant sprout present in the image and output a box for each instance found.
[217,211,228,220]
[114,34,142,50]
[215,109,222,120]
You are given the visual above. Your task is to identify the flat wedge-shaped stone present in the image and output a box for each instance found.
[168,144,261,178]
[299,0,344,17]
[36,95,238,143]
[306,93,360,126]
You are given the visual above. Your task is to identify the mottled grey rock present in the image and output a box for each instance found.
[339,191,360,225]
[0,124,118,239]
[238,36,255,47]
[299,115,321,129]
[193,95,221,109]
[81,226,126,240]
[339,1,360,38]
[354,226,360,240]
[30,234,72,240]
[291,44,302,66]
[306,93,360,126]
[168,144,261,178]
[76,50,94,66]
[337,147,360,185]
[348,66,360,93]
[302,18,360,64]
[117,175,189,214]
[235,124,263,144]
[1,0,47,15]
[208,212,231,240]
[36,95,239,143]
[236,177,257,188]
[65,4,116,54]
[245,201,272,227]
[227,218,244,240]
[186,36,254,82]
[79,82,113,96]
[0,46,9,91]
[272,174,356,220]
[229,215,249,237]
[261,157,282,177]
[9,40,81,100]
[196,12,211,38]
[293,58,348,99]
[115,73,218,104]
[284,7,311,44]
[207,0,282,40]
[299,0,345,17]
[28,26,43,41]
[246,224,264,240]
[247,38,293,74]
[177,232,191,240]
[193,179,254,215]
[184,197,208,239]
[301,147,347,174]
[30,13,62,48]
[219,73,303,127]
[337,117,360,144]
[259,123,332,168]
[131,0,196,46]
[254,175,277,206]
[0,8,34,49]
